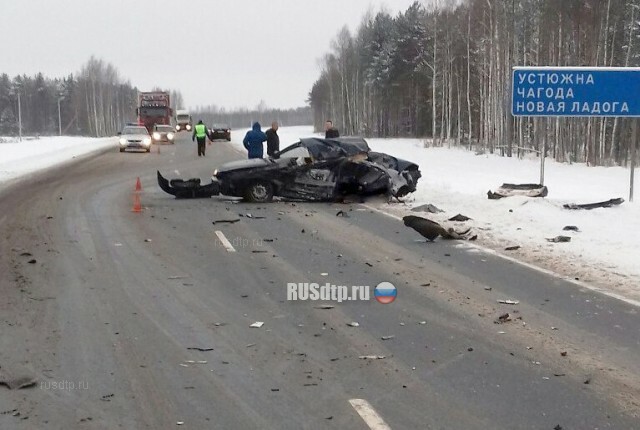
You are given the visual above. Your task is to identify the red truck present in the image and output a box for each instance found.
[137,92,172,133]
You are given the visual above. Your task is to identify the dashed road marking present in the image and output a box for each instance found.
[214,230,236,253]
[349,398,392,430]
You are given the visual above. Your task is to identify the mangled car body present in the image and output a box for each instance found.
[158,137,421,202]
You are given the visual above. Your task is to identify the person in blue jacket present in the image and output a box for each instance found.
[242,122,268,159]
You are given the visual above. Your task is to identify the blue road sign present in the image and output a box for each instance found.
[512,67,640,117]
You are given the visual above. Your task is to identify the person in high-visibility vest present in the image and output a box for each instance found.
[192,120,209,156]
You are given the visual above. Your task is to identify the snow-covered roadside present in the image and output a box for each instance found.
[366,139,640,299]
[243,125,639,299]
[0,136,116,188]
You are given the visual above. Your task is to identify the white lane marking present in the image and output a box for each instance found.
[349,399,392,430]
[214,230,236,253]
[362,204,640,309]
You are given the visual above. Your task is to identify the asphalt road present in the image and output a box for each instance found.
[1,132,639,429]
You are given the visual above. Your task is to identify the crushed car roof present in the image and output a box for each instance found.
[299,137,371,160]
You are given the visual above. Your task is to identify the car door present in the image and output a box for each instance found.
[276,153,339,201]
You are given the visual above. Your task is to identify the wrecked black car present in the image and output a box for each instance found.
[216,137,421,202]
[158,137,421,202]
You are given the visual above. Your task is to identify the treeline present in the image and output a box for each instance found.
[309,0,640,166]
[0,56,184,137]
[192,104,312,129]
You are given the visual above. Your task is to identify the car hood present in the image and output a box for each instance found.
[217,158,272,173]
[122,133,149,140]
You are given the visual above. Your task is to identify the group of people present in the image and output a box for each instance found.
[242,121,280,159]
[192,119,340,159]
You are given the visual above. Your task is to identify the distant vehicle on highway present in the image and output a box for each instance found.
[118,125,152,153]
[175,109,192,132]
[209,124,231,141]
[137,91,172,134]
[152,124,176,144]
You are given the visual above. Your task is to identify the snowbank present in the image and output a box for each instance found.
[0,136,116,187]
[366,138,639,292]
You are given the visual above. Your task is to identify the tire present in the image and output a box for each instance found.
[119,148,125,153]
[244,181,273,203]
[146,148,151,153]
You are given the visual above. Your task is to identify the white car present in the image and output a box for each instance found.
[118,125,152,153]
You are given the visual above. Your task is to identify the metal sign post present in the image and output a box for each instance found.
[631,119,637,202]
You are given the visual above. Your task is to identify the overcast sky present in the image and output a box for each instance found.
[2,0,419,110]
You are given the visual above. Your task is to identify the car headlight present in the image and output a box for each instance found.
[143,137,152,146]
[167,132,174,140]
[213,169,218,176]
[186,124,192,131]
[153,132,161,140]
[119,137,126,145]
[176,125,181,131]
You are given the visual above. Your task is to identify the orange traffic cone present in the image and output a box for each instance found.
[132,193,142,213]
[135,177,142,192]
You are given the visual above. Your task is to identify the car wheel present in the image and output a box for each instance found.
[244,181,273,203]
[146,148,151,153]
[119,148,125,153]
[227,137,231,141]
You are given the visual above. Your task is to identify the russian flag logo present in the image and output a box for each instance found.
[374,282,397,304]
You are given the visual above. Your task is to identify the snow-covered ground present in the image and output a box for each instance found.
[236,125,640,298]
[0,136,115,188]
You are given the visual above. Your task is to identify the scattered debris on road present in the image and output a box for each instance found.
[403,215,472,241]
[381,335,395,341]
[504,246,521,251]
[212,219,241,224]
[187,347,214,352]
[347,322,360,327]
[563,225,580,232]
[315,305,334,310]
[449,214,472,222]
[250,322,264,328]
[411,203,444,213]
[336,210,350,217]
[547,236,571,243]
[359,355,386,360]
[496,313,512,323]
[497,299,520,305]
[563,197,624,210]
[487,183,548,199]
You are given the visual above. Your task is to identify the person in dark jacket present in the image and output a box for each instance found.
[325,120,340,139]
[243,122,268,159]
[192,120,209,156]
[265,121,280,157]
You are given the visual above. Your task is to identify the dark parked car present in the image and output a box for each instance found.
[158,137,420,202]
[209,124,231,141]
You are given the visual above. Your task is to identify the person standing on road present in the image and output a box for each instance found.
[192,120,209,157]
[325,120,340,139]
[243,122,267,159]
[265,121,280,158]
